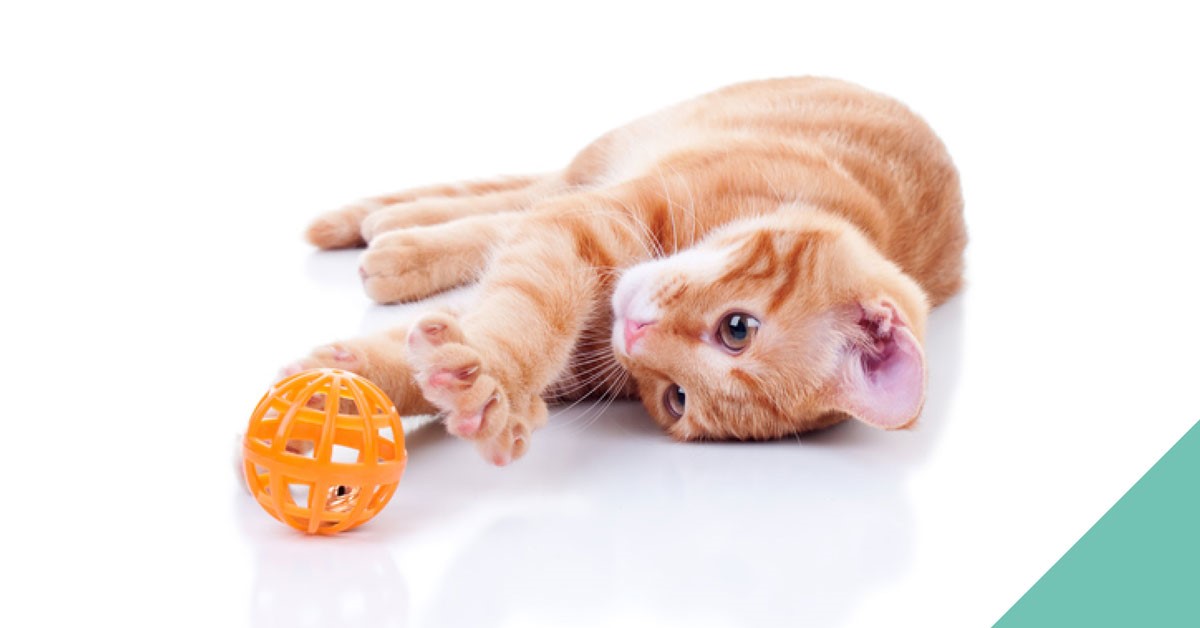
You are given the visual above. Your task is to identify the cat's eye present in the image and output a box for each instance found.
[717,312,760,352]
[663,384,686,419]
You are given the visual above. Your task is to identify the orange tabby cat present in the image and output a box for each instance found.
[285,77,966,465]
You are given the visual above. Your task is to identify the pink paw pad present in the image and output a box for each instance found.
[280,363,305,377]
[427,365,479,390]
[305,393,327,410]
[449,411,484,437]
[420,322,447,344]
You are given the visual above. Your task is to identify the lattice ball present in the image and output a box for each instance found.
[242,368,407,535]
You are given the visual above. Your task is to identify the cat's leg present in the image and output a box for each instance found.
[358,212,517,304]
[402,210,636,465]
[306,173,559,249]
[280,326,437,417]
[358,186,551,243]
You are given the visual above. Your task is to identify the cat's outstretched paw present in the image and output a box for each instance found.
[407,312,545,466]
[279,343,364,379]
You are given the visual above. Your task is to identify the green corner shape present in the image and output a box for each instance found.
[995,419,1200,627]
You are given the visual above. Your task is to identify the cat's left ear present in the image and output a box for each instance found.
[833,299,926,430]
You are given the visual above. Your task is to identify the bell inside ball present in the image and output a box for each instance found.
[325,485,361,513]
[242,368,407,535]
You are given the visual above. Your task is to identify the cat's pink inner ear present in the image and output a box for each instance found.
[837,304,927,429]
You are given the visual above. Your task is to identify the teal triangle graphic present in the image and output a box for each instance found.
[995,419,1200,627]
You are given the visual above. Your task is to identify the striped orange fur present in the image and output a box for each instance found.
[287,77,966,465]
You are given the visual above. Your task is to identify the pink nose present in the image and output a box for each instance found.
[624,319,654,353]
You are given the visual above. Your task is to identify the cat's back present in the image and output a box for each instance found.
[686,77,967,304]
[568,77,966,304]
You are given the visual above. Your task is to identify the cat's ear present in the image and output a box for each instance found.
[833,299,926,429]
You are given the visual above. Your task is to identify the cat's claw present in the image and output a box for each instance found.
[407,312,544,465]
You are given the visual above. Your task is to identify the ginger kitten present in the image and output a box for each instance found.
[286,77,966,465]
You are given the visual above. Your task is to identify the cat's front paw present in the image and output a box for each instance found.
[279,343,364,379]
[406,312,545,466]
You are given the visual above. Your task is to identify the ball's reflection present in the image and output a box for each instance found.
[248,533,407,628]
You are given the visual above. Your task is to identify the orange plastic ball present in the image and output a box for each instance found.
[242,368,407,535]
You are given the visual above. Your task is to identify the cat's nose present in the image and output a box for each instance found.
[624,318,655,354]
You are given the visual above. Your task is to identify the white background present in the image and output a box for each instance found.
[2,1,1198,626]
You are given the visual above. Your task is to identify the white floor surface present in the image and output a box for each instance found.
[2,2,1198,627]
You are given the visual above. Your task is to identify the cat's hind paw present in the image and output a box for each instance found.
[279,343,363,378]
[306,203,375,249]
[276,334,418,417]
[358,227,486,304]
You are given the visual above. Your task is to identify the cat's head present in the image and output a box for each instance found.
[611,209,930,440]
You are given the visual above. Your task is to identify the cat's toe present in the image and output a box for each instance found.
[359,210,397,243]
[418,342,484,402]
[278,344,363,379]
[404,311,543,463]
[475,421,531,467]
[279,361,306,378]
[416,346,507,438]
[359,245,416,304]
[306,208,368,249]
[446,394,503,438]
[313,344,361,364]
[407,313,466,353]
[359,234,451,304]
